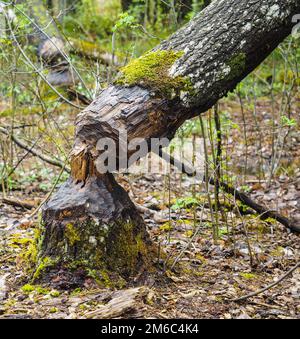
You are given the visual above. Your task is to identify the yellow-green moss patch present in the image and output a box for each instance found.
[116,50,192,97]
[240,272,257,280]
[21,284,35,294]
[68,38,107,60]
[21,284,50,295]
[159,221,173,232]
[65,223,80,246]
[32,256,57,281]
[16,229,40,273]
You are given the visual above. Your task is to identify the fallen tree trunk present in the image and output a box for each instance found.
[17,0,116,87]
[32,0,300,287]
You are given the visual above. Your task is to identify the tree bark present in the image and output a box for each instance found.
[38,174,155,288]
[121,0,133,12]
[33,0,300,287]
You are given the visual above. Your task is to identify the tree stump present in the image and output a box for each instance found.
[32,173,155,288]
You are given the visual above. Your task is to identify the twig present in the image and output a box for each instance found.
[2,197,36,210]
[0,127,70,173]
[230,262,300,302]
[170,206,206,270]
[2,134,42,181]
[12,3,92,99]
[157,149,300,233]
[28,160,68,218]
[4,8,83,109]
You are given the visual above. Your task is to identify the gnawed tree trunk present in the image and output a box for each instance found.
[31,0,300,287]
[37,174,155,288]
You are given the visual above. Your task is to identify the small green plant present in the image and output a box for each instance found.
[218,227,229,236]
[112,12,138,32]
[281,116,297,127]
[21,284,35,294]
[171,197,200,210]
[70,287,82,296]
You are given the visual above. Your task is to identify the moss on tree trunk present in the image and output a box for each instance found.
[30,173,156,289]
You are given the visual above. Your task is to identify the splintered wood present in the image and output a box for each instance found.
[83,287,150,319]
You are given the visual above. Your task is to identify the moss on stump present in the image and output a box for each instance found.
[28,174,156,289]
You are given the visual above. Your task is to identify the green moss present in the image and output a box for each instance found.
[70,287,82,296]
[21,284,35,294]
[32,216,154,286]
[4,298,16,308]
[116,50,192,97]
[185,230,194,238]
[99,269,111,286]
[67,259,90,271]
[17,232,39,272]
[240,272,257,280]
[264,217,276,224]
[50,290,60,297]
[86,268,125,288]
[17,224,47,279]
[270,246,284,257]
[226,53,246,80]
[9,235,33,247]
[159,222,173,232]
[35,286,50,295]
[109,222,148,274]
[32,257,57,281]
[195,254,206,263]
[21,284,50,295]
[65,223,80,246]
[86,268,114,287]
[69,38,106,59]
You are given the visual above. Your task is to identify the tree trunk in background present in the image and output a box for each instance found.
[121,0,194,24]
[121,0,133,11]
[33,0,300,288]
[176,0,193,21]
[24,0,77,86]
[22,0,113,87]
[203,0,211,8]
[47,0,66,21]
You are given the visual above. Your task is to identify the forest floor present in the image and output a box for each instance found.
[0,97,299,319]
